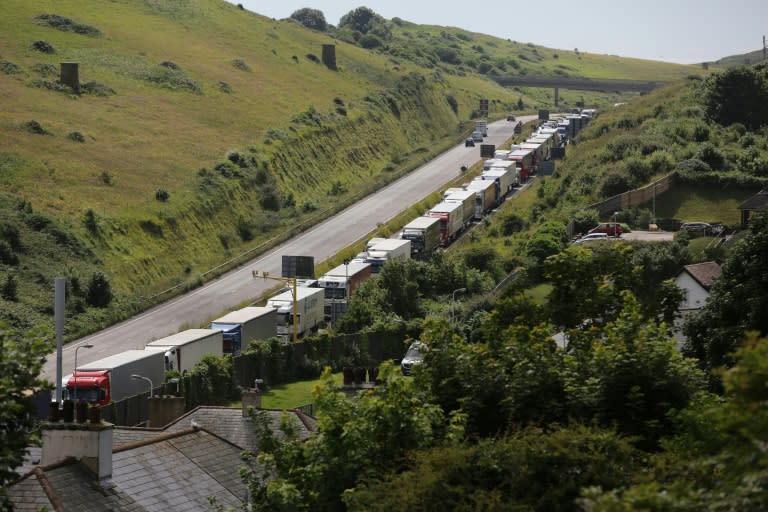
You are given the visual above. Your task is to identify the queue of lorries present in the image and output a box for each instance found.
[62,113,586,404]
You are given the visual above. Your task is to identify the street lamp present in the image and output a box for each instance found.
[73,343,93,403]
[451,288,467,324]
[253,270,299,342]
[613,211,620,238]
[131,374,154,398]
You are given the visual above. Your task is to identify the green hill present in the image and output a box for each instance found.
[0,0,704,336]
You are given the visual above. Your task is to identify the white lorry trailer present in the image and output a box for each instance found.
[464,179,497,219]
[64,349,166,406]
[401,216,441,258]
[317,261,372,323]
[444,189,477,227]
[145,328,223,373]
[366,238,412,274]
[428,201,465,246]
[266,287,325,341]
[210,306,277,354]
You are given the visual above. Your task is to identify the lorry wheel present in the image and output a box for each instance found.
[460,165,467,172]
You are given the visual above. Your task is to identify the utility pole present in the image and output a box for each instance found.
[764,35,766,62]
[252,271,298,343]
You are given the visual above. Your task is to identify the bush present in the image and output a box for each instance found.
[217,81,232,93]
[85,272,113,307]
[290,8,327,31]
[359,34,383,49]
[83,209,98,234]
[34,14,101,36]
[306,53,320,63]
[31,40,56,54]
[0,241,19,266]
[31,63,58,77]
[695,143,726,170]
[0,61,23,75]
[67,131,85,143]
[29,79,73,93]
[80,81,115,96]
[231,59,251,71]
[155,189,170,202]
[1,274,18,301]
[23,120,49,135]
[599,172,633,197]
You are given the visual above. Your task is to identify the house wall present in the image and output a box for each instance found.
[675,272,709,310]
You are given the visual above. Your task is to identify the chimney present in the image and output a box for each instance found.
[241,382,262,417]
[42,405,113,481]
[149,395,186,428]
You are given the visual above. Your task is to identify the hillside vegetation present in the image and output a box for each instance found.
[0,0,701,335]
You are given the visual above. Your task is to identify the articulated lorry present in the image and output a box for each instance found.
[366,238,411,274]
[401,216,441,258]
[475,119,488,137]
[317,261,372,322]
[428,201,465,246]
[266,286,325,341]
[464,179,497,219]
[145,328,223,373]
[210,306,277,354]
[508,148,534,181]
[64,349,165,406]
[444,189,476,227]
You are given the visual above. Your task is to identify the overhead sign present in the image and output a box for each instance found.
[480,144,496,158]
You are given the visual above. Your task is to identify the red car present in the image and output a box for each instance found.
[588,222,623,236]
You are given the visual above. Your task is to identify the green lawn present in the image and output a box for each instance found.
[258,372,343,410]
[645,182,756,226]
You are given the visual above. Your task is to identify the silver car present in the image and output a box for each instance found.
[400,342,426,376]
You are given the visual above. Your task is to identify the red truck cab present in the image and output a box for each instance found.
[65,370,111,406]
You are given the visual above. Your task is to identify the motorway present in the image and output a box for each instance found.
[43,115,536,381]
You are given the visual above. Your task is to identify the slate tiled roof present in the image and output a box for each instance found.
[8,428,244,512]
[163,406,315,452]
[738,188,768,211]
[682,261,722,291]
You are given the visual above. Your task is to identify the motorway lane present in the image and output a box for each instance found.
[43,116,535,381]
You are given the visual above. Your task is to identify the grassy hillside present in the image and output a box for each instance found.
[0,0,705,335]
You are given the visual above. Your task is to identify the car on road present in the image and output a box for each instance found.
[465,138,475,147]
[588,222,623,236]
[680,222,711,234]
[507,115,516,121]
[401,342,426,376]
[573,233,611,244]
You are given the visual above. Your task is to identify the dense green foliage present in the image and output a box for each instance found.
[289,8,327,32]
[701,63,768,130]
[0,324,51,508]
[684,215,768,382]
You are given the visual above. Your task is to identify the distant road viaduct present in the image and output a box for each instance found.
[489,75,665,105]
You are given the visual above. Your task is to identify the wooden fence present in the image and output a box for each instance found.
[588,172,675,218]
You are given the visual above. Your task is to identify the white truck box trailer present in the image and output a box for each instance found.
[266,287,325,341]
[366,238,412,274]
[210,307,277,354]
[428,201,464,246]
[145,328,223,373]
[444,189,477,226]
[401,216,441,257]
[465,179,497,218]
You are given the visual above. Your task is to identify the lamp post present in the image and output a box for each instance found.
[451,288,467,324]
[613,211,619,238]
[131,374,154,398]
[73,343,93,403]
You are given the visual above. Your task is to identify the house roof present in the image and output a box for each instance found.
[738,188,768,211]
[680,261,722,291]
[9,427,244,512]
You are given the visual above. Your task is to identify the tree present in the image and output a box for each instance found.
[338,7,391,40]
[346,425,638,512]
[0,323,51,509]
[239,364,454,512]
[289,8,327,31]
[85,271,113,308]
[701,63,768,130]
[684,214,768,379]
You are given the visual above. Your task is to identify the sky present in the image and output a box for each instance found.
[228,0,767,64]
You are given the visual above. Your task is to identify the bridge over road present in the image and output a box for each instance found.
[489,75,665,105]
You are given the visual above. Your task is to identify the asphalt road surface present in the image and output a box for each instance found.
[43,116,537,381]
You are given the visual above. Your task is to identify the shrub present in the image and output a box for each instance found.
[218,81,232,93]
[0,223,21,251]
[67,131,85,143]
[155,189,170,202]
[600,172,633,197]
[1,274,18,301]
[675,158,711,174]
[695,143,726,170]
[359,34,383,49]
[85,272,113,308]
[31,63,58,77]
[100,171,112,185]
[290,8,327,31]
[23,120,48,135]
[80,81,115,96]
[31,40,56,54]
[0,241,19,266]
[159,60,180,70]
[29,79,73,93]
[0,61,23,75]
[231,59,251,71]
[306,53,320,63]
[83,209,98,234]
[34,14,101,36]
